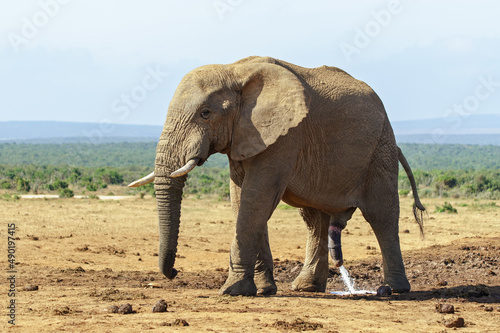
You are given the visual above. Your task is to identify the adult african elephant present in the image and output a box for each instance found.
[129,56,425,296]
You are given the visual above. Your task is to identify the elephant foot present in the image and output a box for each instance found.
[254,271,277,295]
[384,274,411,293]
[291,272,326,292]
[220,273,257,296]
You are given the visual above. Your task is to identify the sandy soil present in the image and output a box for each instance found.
[20,195,134,200]
[1,196,499,332]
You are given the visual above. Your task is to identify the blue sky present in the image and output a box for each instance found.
[1,0,499,126]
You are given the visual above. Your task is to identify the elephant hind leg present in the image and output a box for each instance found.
[362,206,410,293]
[292,207,330,292]
[360,146,411,292]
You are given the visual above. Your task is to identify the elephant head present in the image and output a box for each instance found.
[129,57,309,279]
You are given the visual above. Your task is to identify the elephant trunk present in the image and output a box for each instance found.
[154,173,187,279]
[153,121,207,279]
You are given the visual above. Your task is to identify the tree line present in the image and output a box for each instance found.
[0,142,499,200]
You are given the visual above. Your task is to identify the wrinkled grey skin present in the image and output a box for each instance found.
[144,56,424,296]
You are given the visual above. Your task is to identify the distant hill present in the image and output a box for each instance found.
[392,114,500,145]
[0,121,162,143]
[392,114,500,134]
[396,134,500,146]
[1,115,499,145]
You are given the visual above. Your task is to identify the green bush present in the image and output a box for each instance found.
[0,180,12,189]
[435,202,458,213]
[86,183,98,191]
[442,176,458,188]
[1,193,20,201]
[16,178,30,192]
[58,188,74,198]
[96,168,124,184]
[53,179,68,189]
[399,189,410,196]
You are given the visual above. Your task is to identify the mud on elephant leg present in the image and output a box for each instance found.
[292,208,330,292]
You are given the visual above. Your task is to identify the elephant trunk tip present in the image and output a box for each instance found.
[161,267,178,280]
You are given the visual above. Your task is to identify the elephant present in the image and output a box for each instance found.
[129,56,425,296]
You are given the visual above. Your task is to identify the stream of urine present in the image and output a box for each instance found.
[330,265,376,296]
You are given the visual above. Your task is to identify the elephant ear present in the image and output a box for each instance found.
[229,62,309,161]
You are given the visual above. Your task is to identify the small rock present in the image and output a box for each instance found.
[52,306,72,316]
[107,305,119,313]
[23,285,39,291]
[437,280,448,286]
[484,306,493,312]
[443,258,454,265]
[117,303,133,314]
[172,319,189,326]
[376,285,392,296]
[436,303,455,314]
[152,299,168,313]
[444,317,465,328]
[144,282,162,289]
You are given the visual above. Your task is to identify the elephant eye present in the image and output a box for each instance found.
[200,110,211,120]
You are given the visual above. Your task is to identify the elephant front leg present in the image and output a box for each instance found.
[221,169,287,296]
[254,226,277,295]
[220,224,277,296]
[220,236,258,296]
[225,177,277,295]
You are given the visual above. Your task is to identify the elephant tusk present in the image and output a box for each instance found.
[170,159,199,177]
[127,172,155,187]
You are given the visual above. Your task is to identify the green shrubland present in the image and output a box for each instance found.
[0,142,498,200]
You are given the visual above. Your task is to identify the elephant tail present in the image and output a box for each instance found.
[397,147,425,238]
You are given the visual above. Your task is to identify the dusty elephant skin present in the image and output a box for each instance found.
[129,56,425,296]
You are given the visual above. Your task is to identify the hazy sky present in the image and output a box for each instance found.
[1,0,499,125]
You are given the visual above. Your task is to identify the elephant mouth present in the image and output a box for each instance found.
[197,158,206,166]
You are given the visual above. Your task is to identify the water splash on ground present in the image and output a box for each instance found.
[330,265,376,296]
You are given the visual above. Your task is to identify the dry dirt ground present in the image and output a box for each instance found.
[1,195,499,332]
